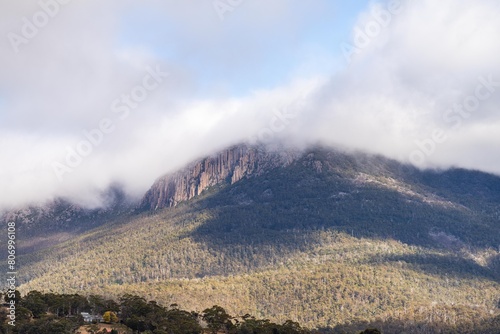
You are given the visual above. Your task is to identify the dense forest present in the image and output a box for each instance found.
[10,221,500,333]
[1,291,386,334]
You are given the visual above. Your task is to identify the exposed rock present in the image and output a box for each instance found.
[140,144,297,210]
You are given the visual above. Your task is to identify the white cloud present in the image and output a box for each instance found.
[1,0,500,210]
[304,0,500,166]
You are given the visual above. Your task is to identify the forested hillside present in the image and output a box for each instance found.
[3,145,500,333]
[0,291,315,334]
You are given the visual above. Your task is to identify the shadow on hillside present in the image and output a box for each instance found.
[189,195,500,281]
[186,159,500,279]
[188,160,500,246]
[364,252,499,283]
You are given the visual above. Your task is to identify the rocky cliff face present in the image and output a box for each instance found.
[140,144,297,210]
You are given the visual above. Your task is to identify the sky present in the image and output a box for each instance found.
[1,0,500,210]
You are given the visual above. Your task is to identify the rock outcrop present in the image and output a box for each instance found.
[140,144,297,210]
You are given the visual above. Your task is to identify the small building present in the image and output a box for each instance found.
[81,312,103,323]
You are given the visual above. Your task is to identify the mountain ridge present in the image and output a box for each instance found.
[140,144,298,211]
[4,142,500,254]
[3,142,500,332]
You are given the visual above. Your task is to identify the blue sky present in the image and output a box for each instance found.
[117,1,370,97]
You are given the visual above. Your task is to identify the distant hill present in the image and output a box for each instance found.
[0,185,135,255]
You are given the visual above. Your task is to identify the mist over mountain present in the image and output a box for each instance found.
[2,142,499,333]
[4,142,500,254]
[2,1,500,332]
[2,0,500,211]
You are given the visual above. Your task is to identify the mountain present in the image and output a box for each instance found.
[139,143,500,249]
[140,144,297,210]
[0,185,135,254]
[3,143,500,333]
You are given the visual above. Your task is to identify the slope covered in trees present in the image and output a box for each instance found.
[1,291,317,334]
[2,290,499,334]
[2,145,500,333]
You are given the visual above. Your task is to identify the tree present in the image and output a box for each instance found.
[359,329,382,334]
[21,290,48,318]
[280,320,306,334]
[105,299,120,313]
[88,294,106,315]
[119,294,149,319]
[15,306,33,322]
[162,308,202,334]
[4,290,21,303]
[202,305,233,334]
[119,294,153,332]
[42,293,63,316]
[103,311,119,323]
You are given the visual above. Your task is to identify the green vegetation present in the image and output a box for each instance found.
[0,291,316,334]
[1,290,499,333]
[103,311,118,323]
[2,147,500,333]
[12,223,499,332]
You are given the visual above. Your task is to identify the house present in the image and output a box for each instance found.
[81,312,103,323]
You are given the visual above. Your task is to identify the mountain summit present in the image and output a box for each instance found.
[140,144,297,210]
[138,142,500,248]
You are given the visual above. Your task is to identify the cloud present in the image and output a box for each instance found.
[1,0,500,210]
[298,0,500,167]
